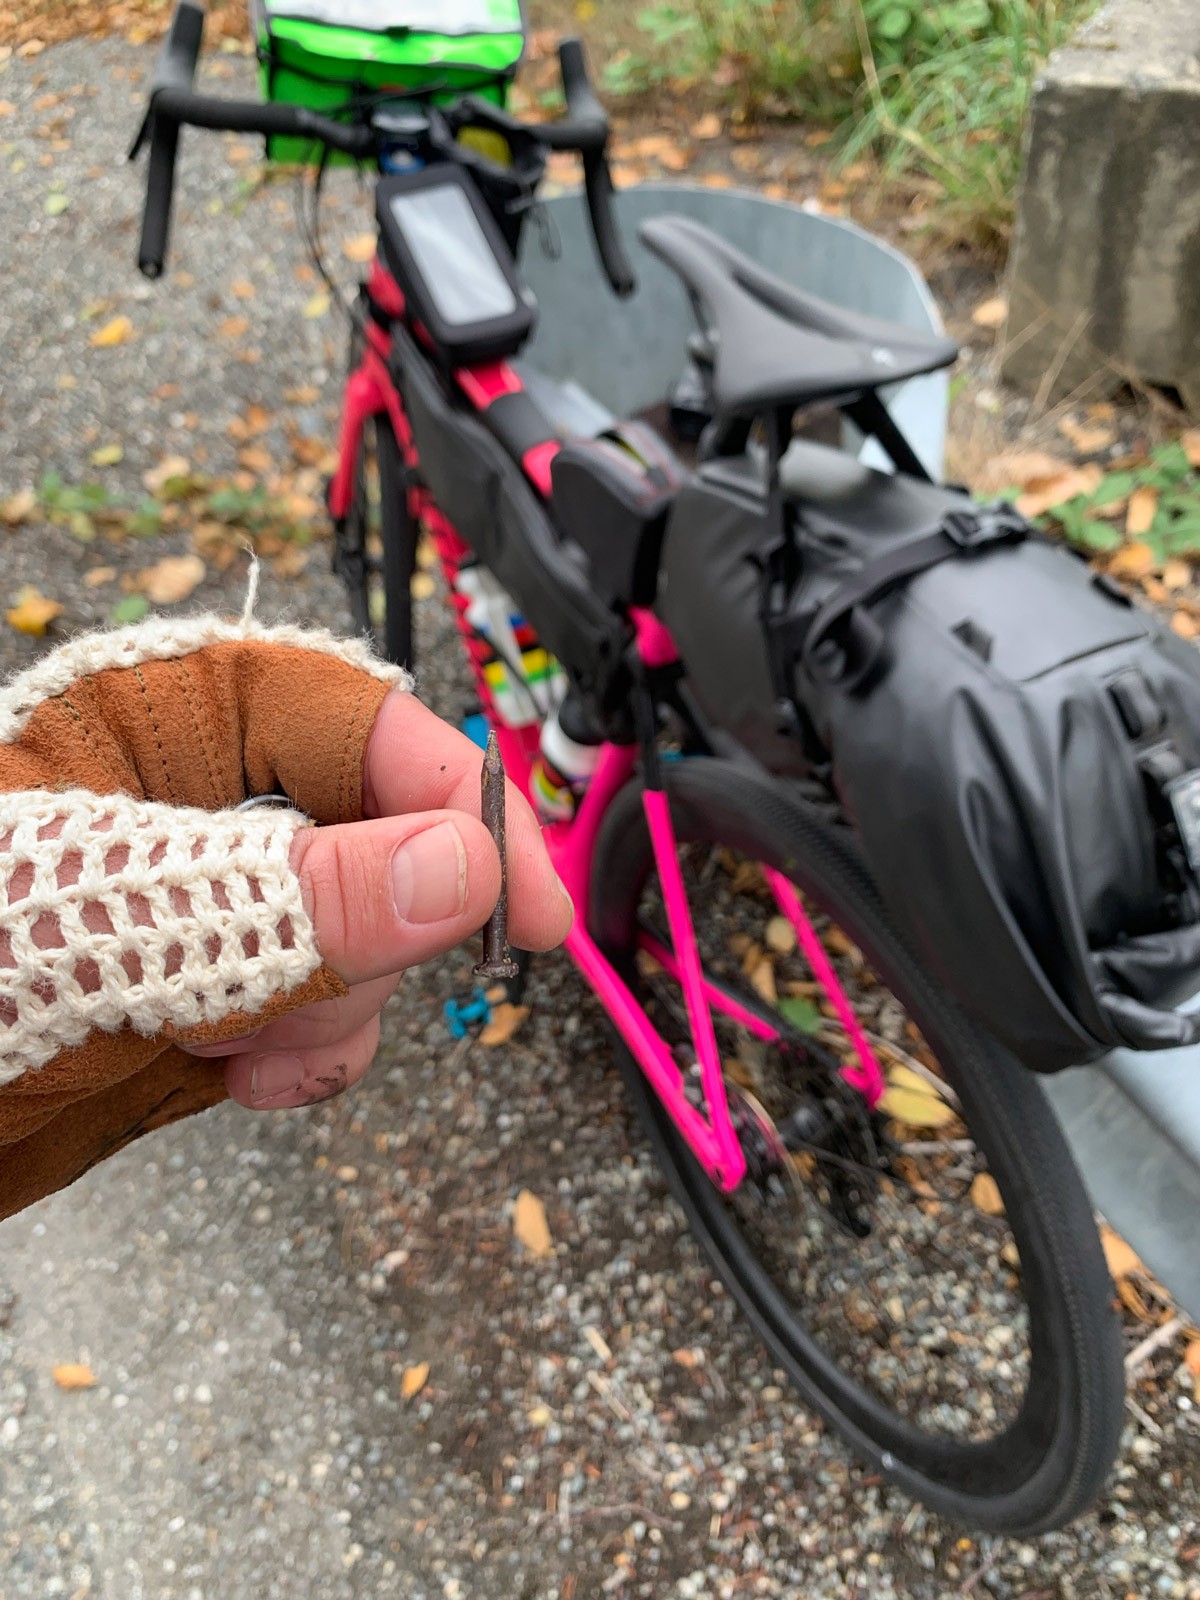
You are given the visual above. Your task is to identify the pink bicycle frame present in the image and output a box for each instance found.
[333,264,884,1193]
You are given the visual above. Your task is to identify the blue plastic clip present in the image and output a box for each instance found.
[460,712,491,751]
[444,988,492,1039]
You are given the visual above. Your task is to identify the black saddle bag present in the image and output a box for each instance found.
[660,447,1200,1074]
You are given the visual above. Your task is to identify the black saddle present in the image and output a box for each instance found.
[638,214,958,418]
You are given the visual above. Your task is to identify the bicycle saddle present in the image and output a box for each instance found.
[638,214,958,418]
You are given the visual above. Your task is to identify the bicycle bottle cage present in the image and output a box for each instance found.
[375,163,536,366]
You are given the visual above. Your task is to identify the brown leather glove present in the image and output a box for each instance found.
[0,610,406,1220]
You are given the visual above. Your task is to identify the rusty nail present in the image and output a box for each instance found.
[475,729,519,981]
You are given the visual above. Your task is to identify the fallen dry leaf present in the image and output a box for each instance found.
[90,443,124,467]
[400,1361,430,1399]
[879,1064,957,1129]
[1172,611,1200,640]
[697,171,735,190]
[970,295,1008,331]
[231,278,256,299]
[691,111,721,140]
[1,488,37,526]
[139,554,206,604]
[1100,1223,1143,1282]
[1108,541,1157,580]
[7,587,64,636]
[52,1362,96,1390]
[237,445,274,475]
[284,385,321,405]
[1057,416,1116,453]
[975,449,1072,497]
[83,565,117,587]
[970,1172,1005,1216]
[527,1402,553,1427]
[89,314,134,348]
[1126,485,1159,537]
[1163,557,1192,592]
[748,954,777,1005]
[513,1188,553,1257]
[479,1001,530,1047]
[764,915,796,955]
[1185,1339,1200,1379]
[410,571,436,601]
[342,232,377,263]
[672,1347,703,1368]
[1015,464,1104,519]
[142,454,190,494]
[303,292,331,320]
[1183,429,1200,469]
[218,315,251,341]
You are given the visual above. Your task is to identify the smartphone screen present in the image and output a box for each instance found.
[388,183,518,327]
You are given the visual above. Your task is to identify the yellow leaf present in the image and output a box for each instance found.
[479,1001,530,1047]
[52,1363,96,1390]
[303,292,331,320]
[7,587,64,636]
[142,454,191,495]
[1108,540,1156,580]
[970,1172,1004,1216]
[1,488,37,525]
[83,566,117,587]
[1100,1223,1143,1281]
[342,233,377,263]
[513,1188,553,1257]
[575,0,596,16]
[879,1064,957,1129]
[90,314,134,348]
[1182,429,1200,469]
[1014,464,1104,520]
[970,295,1008,330]
[90,443,124,467]
[691,112,721,140]
[764,915,796,954]
[400,1361,430,1399]
[139,554,206,604]
[1126,486,1159,537]
[411,571,436,600]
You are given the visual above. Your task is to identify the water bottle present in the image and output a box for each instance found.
[532,694,604,822]
[452,564,563,729]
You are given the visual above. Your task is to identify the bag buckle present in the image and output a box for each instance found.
[941,502,1029,551]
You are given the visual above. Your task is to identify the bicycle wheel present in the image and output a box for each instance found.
[589,758,1124,1534]
[336,410,415,669]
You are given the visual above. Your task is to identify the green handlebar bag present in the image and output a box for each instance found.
[253,0,527,161]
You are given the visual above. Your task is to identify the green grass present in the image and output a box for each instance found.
[597,0,1099,248]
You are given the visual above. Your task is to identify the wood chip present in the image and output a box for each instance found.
[400,1361,429,1399]
[479,1001,529,1047]
[969,1172,1004,1216]
[513,1189,553,1257]
[582,1326,612,1362]
[52,1363,95,1390]
[970,295,1008,330]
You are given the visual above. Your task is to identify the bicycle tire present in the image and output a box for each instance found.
[339,410,415,669]
[589,757,1125,1534]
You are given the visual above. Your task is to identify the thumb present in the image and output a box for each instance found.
[290,811,502,984]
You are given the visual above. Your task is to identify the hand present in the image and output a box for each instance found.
[182,692,572,1108]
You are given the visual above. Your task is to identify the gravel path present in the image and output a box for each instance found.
[1,35,1199,1600]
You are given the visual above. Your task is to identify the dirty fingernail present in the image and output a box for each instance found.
[390,821,467,925]
[249,1052,305,1107]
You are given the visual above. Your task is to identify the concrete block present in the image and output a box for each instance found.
[1002,0,1200,411]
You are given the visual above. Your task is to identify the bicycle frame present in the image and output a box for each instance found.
[328,261,885,1195]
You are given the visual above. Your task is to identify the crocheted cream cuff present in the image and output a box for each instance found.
[0,789,317,1086]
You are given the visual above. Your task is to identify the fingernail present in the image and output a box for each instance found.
[391,821,467,925]
[249,1053,305,1107]
[184,1030,262,1057]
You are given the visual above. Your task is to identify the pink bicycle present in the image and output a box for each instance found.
[133,3,1124,1533]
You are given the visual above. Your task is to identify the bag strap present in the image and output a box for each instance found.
[795,500,1033,693]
